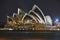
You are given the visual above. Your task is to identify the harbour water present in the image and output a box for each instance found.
[0,30,60,40]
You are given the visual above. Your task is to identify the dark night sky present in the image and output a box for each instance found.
[0,0,60,23]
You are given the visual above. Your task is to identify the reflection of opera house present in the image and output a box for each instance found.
[5,5,53,30]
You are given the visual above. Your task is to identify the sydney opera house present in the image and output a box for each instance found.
[3,5,60,30]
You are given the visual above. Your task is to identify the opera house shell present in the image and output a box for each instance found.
[5,5,53,30]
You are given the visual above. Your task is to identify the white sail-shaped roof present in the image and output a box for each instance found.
[45,15,52,25]
[29,10,44,23]
[22,13,38,23]
[13,13,17,17]
[18,8,22,15]
[17,8,25,15]
[29,5,46,24]
[7,16,14,23]
[7,5,52,25]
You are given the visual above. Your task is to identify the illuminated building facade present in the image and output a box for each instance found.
[5,5,53,30]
